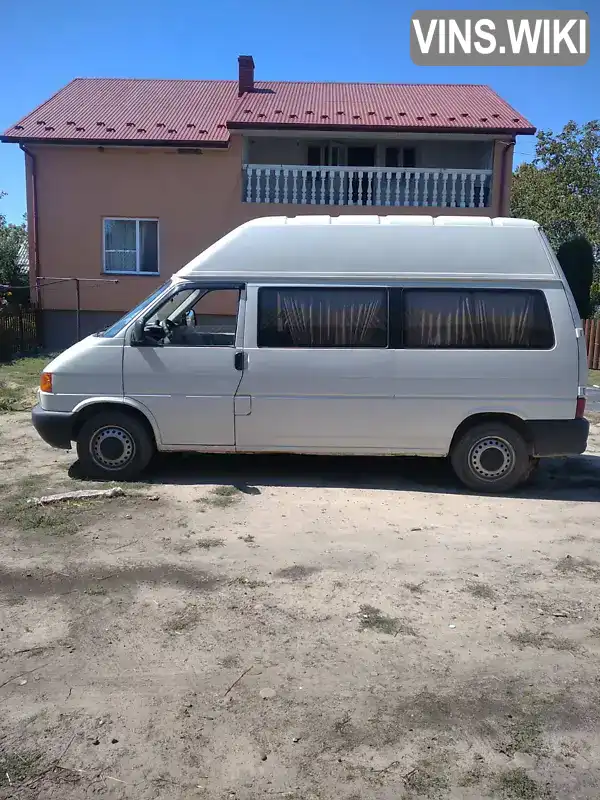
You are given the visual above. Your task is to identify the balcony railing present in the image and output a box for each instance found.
[244,165,493,208]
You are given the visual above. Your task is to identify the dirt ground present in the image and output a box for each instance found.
[1,411,600,800]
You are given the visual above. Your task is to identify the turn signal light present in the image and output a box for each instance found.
[576,396,586,419]
[40,372,53,393]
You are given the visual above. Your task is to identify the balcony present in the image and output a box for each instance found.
[243,165,492,208]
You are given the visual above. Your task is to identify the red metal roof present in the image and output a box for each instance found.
[229,82,535,134]
[3,79,239,146]
[2,77,534,145]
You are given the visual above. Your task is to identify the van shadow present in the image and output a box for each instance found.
[69,451,600,502]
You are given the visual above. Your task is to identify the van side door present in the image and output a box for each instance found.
[234,283,401,453]
[123,284,244,447]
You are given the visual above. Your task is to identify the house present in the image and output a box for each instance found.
[1,55,535,349]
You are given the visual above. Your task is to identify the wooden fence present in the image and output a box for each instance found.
[585,319,600,370]
[0,306,42,362]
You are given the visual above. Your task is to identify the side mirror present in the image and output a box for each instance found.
[131,319,146,345]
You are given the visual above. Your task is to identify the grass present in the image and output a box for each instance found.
[493,769,551,799]
[196,536,225,549]
[588,369,600,387]
[84,585,108,596]
[197,485,242,509]
[0,355,49,413]
[0,497,85,536]
[458,765,484,787]
[508,629,579,653]
[164,604,201,633]
[404,581,426,594]
[0,750,42,786]
[231,575,267,589]
[358,604,416,637]
[464,581,497,601]
[276,565,320,581]
[0,474,108,535]
[404,759,449,797]
[172,535,225,553]
[555,555,600,581]
[505,716,545,756]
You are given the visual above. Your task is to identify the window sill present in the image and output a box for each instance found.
[103,271,160,276]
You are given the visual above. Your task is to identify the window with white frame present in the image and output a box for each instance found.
[103,218,159,274]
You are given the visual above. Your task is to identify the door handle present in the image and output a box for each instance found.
[234,351,244,371]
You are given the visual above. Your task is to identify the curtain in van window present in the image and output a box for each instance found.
[403,290,541,349]
[260,288,387,347]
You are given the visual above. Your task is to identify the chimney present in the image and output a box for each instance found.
[238,55,255,96]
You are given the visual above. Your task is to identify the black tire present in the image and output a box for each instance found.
[450,421,531,493]
[76,410,155,480]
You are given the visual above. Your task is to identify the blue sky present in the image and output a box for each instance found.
[1,0,597,222]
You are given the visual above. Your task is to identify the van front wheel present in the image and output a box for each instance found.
[76,410,154,480]
[451,422,531,493]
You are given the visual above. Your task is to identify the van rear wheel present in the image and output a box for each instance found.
[451,422,531,493]
[76,410,154,480]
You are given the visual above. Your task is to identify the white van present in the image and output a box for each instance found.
[32,215,589,492]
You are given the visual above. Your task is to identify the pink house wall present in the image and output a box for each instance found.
[30,135,510,313]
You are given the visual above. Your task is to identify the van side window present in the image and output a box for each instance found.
[403,289,554,349]
[143,288,240,347]
[258,288,388,348]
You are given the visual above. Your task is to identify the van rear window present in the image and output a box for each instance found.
[258,287,388,348]
[402,289,554,350]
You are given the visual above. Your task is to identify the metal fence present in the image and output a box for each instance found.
[0,306,42,362]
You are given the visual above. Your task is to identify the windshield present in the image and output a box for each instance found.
[98,281,171,338]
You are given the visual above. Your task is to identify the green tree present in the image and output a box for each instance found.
[511,120,600,249]
[557,236,595,319]
[0,191,28,304]
[511,121,600,315]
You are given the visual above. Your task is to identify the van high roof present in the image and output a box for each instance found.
[176,215,557,283]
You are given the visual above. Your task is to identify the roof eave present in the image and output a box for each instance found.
[226,121,536,136]
[0,135,231,148]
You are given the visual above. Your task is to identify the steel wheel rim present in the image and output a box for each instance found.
[468,436,516,482]
[90,426,136,471]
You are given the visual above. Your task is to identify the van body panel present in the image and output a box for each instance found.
[122,345,242,446]
[40,335,124,413]
[235,348,403,451]
[235,280,577,456]
[176,217,557,283]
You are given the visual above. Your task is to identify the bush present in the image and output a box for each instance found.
[557,237,595,319]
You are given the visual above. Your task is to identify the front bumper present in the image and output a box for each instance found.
[529,418,589,457]
[31,404,73,450]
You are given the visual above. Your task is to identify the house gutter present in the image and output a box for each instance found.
[226,121,537,136]
[498,138,515,216]
[19,144,40,295]
[3,136,230,148]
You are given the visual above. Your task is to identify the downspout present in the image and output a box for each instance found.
[497,138,515,217]
[19,144,40,299]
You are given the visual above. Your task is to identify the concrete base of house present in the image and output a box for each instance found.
[41,310,236,352]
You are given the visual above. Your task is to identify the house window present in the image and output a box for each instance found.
[402,289,554,349]
[403,147,416,168]
[104,218,159,274]
[385,147,417,168]
[258,287,388,348]
[306,144,343,167]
